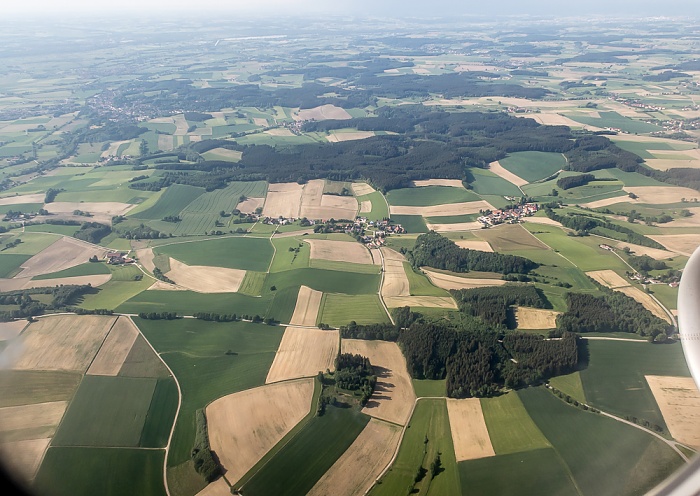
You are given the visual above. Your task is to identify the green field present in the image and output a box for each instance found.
[52,376,157,447]
[33,261,111,280]
[119,335,172,379]
[371,399,460,496]
[424,213,479,224]
[458,448,579,496]
[0,370,82,407]
[481,392,550,455]
[412,379,446,397]
[467,167,523,197]
[475,223,548,253]
[0,253,31,278]
[357,191,390,221]
[580,340,690,429]
[134,318,283,465]
[405,263,451,296]
[386,186,478,206]
[391,214,428,234]
[239,271,267,296]
[118,291,274,318]
[34,447,166,496]
[319,293,389,327]
[139,378,178,448]
[132,184,205,221]
[241,405,370,496]
[80,276,154,310]
[309,258,381,274]
[549,371,587,404]
[499,151,567,183]
[520,386,684,496]
[155,236,273,271]
[265,268,380,295]
[567,111,663,134]
[1,232,61,255]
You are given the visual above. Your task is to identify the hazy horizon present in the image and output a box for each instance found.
[6,0,700,18]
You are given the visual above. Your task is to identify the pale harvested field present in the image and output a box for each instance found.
[299,180,358,220]
[425,221,483,232]
[87,317,139,376]
[0,401,67,435]
[342,339,416,425]
[648,234,700,257]
[581,195,632,209]
[271,228,315,238]
[531,113,603,130]
[384,295,458,309]
[610,134,697,147]
[646,376,700,449]
[237,197,264,214]
[306,239,373,265]
[0,320,27,340]
[411,179,465,188]
[521,216,564,227]
[663,207,700,228]
[390,200,493,217]
[0,194,45,206]
[326,131,374,142]
[136,248,156,272]
[0,274,111,293]
[308,419,401,496]
[359,200,371,213]
[262,182,303,218]
[289,285,323,326]
[253,117,268,127]
[148,280,185,291]
[381,259,410,298]
[489,161,528,187]
[43,201,134,225]
[514,307,561,329]
[586,269,631,289]
[100,140,129,158]
[381,247,407,262]
[172,114,189,135]
[16,237,110,279]
[294,104,352,121]
[195,479,232,496]
[165,258,245,293]
[446,398,495,462]
[157,134,174,152]
[613,242,671,260]
[645,159,700,171]
[264,128,294,136]
[624,186,700,205]
[617,286,671,323]
[2,315,116,372]
[265,327,338,384]
[351,182,376,196]
[651,149,700,161]
[206,378,314,484]
[423,268,506,291]
[454,240,493,252]
[0,437,50,482]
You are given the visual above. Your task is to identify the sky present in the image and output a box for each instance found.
[6,0,700,17]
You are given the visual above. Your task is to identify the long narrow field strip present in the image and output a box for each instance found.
[624,186,700,205]
[480,392,550,455]
[423,268,507,291]
[294,104,352,121]
[1,315,116,372]
[266,327,339,384]
[581,194,632,209]
[342,339,416,426]
[389,200,493,217]
[0,274,112,293]
[135,248,156,272]
[43,201,134,226]
[411,179,465,188]
[351,182,376,196]
[289,285,323,326]
[513,307,561,329]
[613,241,672,260]
[164,258,246,293]
[384,295,458,309]
[305,239,373,264]
[0,193,45,206]
[0,400,67,438]
[0,437,50,482]
[521,216,564,227]
[425,221,483,232]
[617,285,671,322]
[263,182,304,218]
[87,317,140,376]
[454,239,493,251]
[380,247,409,298]
[326,131,374,142]
[16,237,109,279]
[586,269,630,289]
[206,378,314,484]
[648,234,700,257]
[446,398,495,461]
[308,419,401,496]
[489,161,528,187]
[646,376,700,449]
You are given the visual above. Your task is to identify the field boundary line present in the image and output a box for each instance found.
[127,315,182,496]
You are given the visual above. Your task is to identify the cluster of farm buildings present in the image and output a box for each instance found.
[477,203,538,226]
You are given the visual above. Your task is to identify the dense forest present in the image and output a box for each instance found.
[407,232,538,275]
[333,353,376,406]
[451,285,549,327]
[0,285,96,321]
